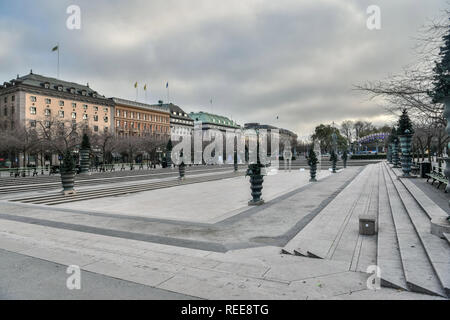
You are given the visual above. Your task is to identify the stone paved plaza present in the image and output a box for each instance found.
[0,163,448,300]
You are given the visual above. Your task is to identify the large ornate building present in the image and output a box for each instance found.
[111,98,170,138]
[0,71,114,133]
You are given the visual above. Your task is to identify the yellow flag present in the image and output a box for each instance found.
[134,82,138,88]
[144,84,147,91]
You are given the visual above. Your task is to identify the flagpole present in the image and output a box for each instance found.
[57,42,60,79]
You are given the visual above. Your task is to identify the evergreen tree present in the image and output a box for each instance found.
[429,23,450,103]
[308,148,318,167]
[397,109,414,135]
[81,133,91,150]
[166,139,173,151]
[61,150,75,173]
[389,126,398,143]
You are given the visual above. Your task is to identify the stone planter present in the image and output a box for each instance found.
[248,174,264,205]
[399,133,413,177]
[179,163,186,180]
[60,170,76,195]
[309,164,317,182]
[392,140,401,168]
[79,149,90,174]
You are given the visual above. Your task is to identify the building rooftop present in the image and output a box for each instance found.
[111,97,170,114]
[189,111,239,128]
[1,71,106,98]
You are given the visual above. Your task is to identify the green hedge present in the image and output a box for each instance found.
[350,154,386,160]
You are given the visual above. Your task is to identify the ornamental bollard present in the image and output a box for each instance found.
[179,161,186,180]
[342,150,348,169]
[399,129,413,177]
[392,140,401,168]
[387,144,393,164]
[234,151,238,172]
[79,149,90,174]
[246,164,265,206]
[330,151,337,173]
[308,148,318,182]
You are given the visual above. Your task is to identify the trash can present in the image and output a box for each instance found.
[420,162,431,178]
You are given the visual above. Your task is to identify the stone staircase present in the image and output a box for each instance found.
[282,162,450,298]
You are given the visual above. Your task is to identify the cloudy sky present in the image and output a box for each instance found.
[0,0,447,138]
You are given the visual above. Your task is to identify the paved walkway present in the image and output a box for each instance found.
[0,164,445,299]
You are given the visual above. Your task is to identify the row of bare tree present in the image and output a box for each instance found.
[355,11,449,161]
[0,117,170,167]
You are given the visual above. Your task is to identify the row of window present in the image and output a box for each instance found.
[29,120,108,132]
[30,96,108,112]
[117,120,168,132]
[3,95,15,103]
[116,109,168,123]
[29,107,108,122]
[3,106,15,116]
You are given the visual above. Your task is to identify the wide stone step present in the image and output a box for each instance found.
[383,164,447,297]
[385,164,449,297]
[281,164,375,259]
[444,233,450,246]
[376,165,408,290]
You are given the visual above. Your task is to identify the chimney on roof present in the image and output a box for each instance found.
[87,83,89,88]
[158,100,163,105]
[30,69,33,74]
[17,74,19,79]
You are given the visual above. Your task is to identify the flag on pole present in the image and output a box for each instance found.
[134,82,138,88]
[52,45,59,52]
[166,82,169,88]
[144,84,147,91]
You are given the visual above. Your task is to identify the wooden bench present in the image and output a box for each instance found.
[426,169,448,191]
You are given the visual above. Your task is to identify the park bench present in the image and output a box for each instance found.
[426,165,448,191]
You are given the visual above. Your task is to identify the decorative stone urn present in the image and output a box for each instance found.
[387,144,393,164]
[179,161,186,180]
[392,140,401,168]
[60,170,76,195]
[309,163,317,182]
[399,129,413,177]
[79,149,90,174]
[247,164,265,206]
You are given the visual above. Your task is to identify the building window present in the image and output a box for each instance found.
[45,109,51,116]
[83,104,88,110]
[71,112,76,119]
[117,120,120,127]
[59,100,64,106]
[124,121,128,128]
[11,95,15,102]
[30,107,36,115]
[45,98,51,104]
[94,115,98,122]
[116,110,120,117]
[72,103,77,108]
[137,113,140,120]
[123,110,127,117]
[44,121,50,128]
[94,126,99,132]
[59,110,64,118]
[94,106,98,111]
[104,127,108,133]
[130,112,134,119]
[4,107,7,116]
[30,96,36,102]
[83,114,88,120]
[44,83,50,89]
[104,116,108,123]
[57,86,63,91]
[103,107,108,112]
[30,120,36,127]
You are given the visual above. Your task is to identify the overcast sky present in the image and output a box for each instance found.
[0,0,447,138]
